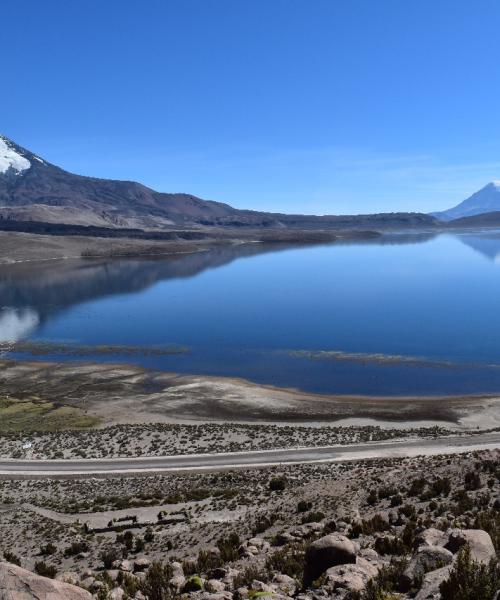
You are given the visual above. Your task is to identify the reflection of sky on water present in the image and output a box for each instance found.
[0,307,39,342]
[2,231,500,395]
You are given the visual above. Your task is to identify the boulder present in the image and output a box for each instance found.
[133,557,151,572]
[169,574,186,592]
[402,546,453,590]
[118,559,133,572]
[445,529,496,564]
[272,573,297,595]
[0,561,92,599]
[171,561,184,577]
[303,534,357,586]
[55,571,80,585]
[206,579,226,593]
[325,556,379,593]
[414,565,452,600]
[109,589,125,600]
[415,527,448,549]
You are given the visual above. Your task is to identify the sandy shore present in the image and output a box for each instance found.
[1,358,499,430]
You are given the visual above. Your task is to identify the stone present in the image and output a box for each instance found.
[118,559,133,572]
[0,561,92,599]
[414,565,452,600]
[415,527,448,549]
[206,579,226,592]
[133,557,151,572]
[303,534,357,586]
[55,571,79,585]
[272,573,297,594]
[248,537,266,548]
[109,588,125,600]
[445,529,496,564]
[325,556,379,593]
[171,561,184,577]
[402,546,454,590]
[169,574,186,592]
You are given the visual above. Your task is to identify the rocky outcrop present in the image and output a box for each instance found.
[0,561,92,599]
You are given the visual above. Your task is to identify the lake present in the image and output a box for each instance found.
[3,230,500,396]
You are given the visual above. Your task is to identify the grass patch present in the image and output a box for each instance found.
[0,396,99,432]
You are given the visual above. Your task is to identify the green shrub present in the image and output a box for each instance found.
[2,551,21,566]
[40,543,57,556]
[269,477,286,492]
[183,575,204,592]
[140,561,173,600]
[34,561,57,578]
[440,546,500,600]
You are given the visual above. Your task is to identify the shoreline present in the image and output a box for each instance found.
[1,357,500,431]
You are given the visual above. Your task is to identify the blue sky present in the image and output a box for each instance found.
[3,0,500,214]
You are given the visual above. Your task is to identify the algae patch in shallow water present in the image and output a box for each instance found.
[288,349,500,371]
[0,396,99,432]
[0,341,189,358]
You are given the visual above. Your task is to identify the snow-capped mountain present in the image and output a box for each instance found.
[0,134,239,229]
[0,136,33,175]
[433,181,500,221]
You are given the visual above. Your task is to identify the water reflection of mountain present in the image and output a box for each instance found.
[458,233,500,261]
[0,243,297,318]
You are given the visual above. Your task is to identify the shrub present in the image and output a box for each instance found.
[64,541,89,557]
[140,561,173,600]
[269,477,286,492]
[2,551,21,566]
[352,559,407,599]
[217,532,240,562]
[297,500,313,513]
[440,546,500,600]
[464,471,481,491]
[301,511,325,524]
[266,543,305,580]
[100,548,118,569]
[34,561,57,578]
[374,536,406,556]
[390,494,403,508]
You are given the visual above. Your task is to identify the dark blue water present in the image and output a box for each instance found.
[3,231,500,395]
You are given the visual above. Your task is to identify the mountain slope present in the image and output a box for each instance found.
[0,135,437,231]
[0,135,238,229]
[432,181,500,221]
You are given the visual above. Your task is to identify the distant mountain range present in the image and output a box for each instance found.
[432,181,500,221]
[2,134,500,231]
[0,135,436,231]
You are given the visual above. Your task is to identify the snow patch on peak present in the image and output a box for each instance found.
[492,180,500,189]
[0,137,31,174]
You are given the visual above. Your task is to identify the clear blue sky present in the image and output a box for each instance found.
[3,0,500,214]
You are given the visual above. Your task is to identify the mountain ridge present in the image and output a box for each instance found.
[0,135,437,231]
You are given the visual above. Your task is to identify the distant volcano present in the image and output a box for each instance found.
[432,181,500,221]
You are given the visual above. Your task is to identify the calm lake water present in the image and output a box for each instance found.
[3,230,500,396]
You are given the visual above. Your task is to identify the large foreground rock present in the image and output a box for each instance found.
[0,561,92,599]
[445,529,496,564]
[414,565,452,600]
[325,556,379,593]
[402,545,454,591]
[303,534,356,586]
